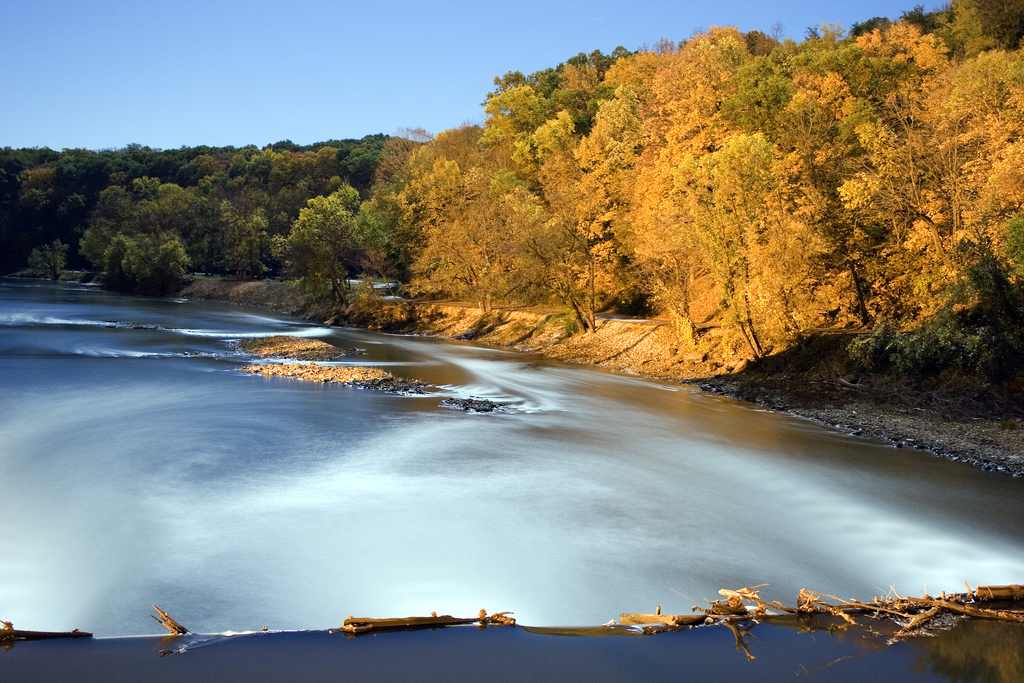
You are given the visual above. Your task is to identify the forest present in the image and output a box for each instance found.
[5,0,1024,383]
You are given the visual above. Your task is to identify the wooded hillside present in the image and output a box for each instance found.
[5,0,1024,382]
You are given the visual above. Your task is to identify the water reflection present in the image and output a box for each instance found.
[913,620,1024,683]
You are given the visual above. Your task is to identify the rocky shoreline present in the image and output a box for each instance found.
[696,377,1024,478]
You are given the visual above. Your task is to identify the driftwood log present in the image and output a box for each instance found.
[0,620,92,642]
[337,609,516,635]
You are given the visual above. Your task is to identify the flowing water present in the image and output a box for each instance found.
[2,278,1024,637]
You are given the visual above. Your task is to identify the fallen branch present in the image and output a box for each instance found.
[953,584,1024,603]
[920,599,1024,623]
[152,605,189,635]
[893,606,942,638]
[337,609,515,635]
[0,620,91,642]
[619,611,708,627]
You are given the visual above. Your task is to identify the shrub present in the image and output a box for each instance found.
[848,316,1024,381]
[101,233,190,295]
[25,239,68,280]
[344,280,414,330]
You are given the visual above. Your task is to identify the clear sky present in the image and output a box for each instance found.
[1,0,923,150]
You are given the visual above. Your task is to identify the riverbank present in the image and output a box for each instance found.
[181,277,1020,477]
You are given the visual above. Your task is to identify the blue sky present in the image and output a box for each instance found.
[2,0,923,149]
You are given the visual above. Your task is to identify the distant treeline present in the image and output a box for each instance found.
[0,135,387,287]
[5,0,1024,381]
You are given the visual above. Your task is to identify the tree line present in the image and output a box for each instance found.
[1,136,387,292]
[6,0,1024,380]
[370,0,1024,380]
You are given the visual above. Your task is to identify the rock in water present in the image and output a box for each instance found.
[240,336,347,361]
[440,397,503,413]
[241,362,428,394]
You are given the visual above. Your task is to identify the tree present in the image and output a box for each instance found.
[80,185,135,267]
[26,239,68,279]
[101,233,189,295]
[275,186,362,305]
[411,166,530,312]
[949,0,1024,55]
[220,201,268,278]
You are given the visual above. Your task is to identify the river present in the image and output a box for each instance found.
[2,278,1023,638]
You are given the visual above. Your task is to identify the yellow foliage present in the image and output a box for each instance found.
[394,21,1024,356]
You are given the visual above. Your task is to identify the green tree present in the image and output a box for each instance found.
[80,185,135,267]
[26,239,68,279]
[101,233,189,295]
[220,201,268,278]
[275,186,362,305]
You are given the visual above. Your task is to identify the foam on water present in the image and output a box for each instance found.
[0,313,124,328]
[72,348,229,359]
[170,326,332,339]
[0,313,330,341]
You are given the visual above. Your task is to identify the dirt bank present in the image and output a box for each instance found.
[181,278,1024,477]
[182,276,307,315]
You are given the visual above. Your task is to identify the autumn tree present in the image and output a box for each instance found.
[411,164,531,312]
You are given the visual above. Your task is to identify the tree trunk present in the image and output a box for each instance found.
[586,257,597,334]
[849,263,872,326]
[568,297,590,333]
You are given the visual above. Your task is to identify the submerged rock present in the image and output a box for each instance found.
[440,397,503,413]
